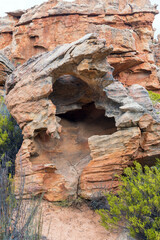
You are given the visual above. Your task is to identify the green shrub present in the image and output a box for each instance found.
[97,161,160,240]
[148,91,160,104]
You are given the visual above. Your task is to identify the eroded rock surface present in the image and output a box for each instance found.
[0,0,159,90]
[6,35,160,200]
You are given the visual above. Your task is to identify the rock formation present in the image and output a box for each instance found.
[1,0,160,201]
[5,34,160,200]
[0,0,159,90]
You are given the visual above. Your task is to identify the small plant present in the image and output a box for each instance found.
[16,62,21,67]
[148,91,160,104]
[97,161,160,240]
[53,197,84,208]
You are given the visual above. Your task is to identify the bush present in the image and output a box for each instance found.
[0,163,43,240]
[148,91,160,104]
[97,161,160,240]
[0,96,23,174]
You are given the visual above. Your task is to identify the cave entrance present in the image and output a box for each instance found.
[31,75,117,191]
[47,75,117,169]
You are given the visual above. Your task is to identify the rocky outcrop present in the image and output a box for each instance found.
[6,34,160,200]
[0,0,159,90]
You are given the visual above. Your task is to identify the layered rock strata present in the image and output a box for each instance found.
[0,0,159,90]
[6,35,160,200]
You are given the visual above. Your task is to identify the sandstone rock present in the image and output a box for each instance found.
[5,34,160,201]
[0,0,159,90]
[80,127,141,198]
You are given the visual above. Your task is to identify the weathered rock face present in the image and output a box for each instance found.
[0,0,159,90]
[6,34,160,200]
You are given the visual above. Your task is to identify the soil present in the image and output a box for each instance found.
[41,201,120,240]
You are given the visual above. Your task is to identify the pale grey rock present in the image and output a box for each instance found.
[0,54,14,73]
[104,82,128,104]
[116,112,143,128]
[128,84,153,111]
[6,10,25,17]
[104,82,160,128]
[117,230,136,240]
[120,102,145,113]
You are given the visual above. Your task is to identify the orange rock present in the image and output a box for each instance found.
[80,127,141,198]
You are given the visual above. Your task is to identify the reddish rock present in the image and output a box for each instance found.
[80,127,141,198]
[0,0,159,90]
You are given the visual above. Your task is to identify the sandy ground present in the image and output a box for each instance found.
[41,201,119,240]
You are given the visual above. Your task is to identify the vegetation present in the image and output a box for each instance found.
[53,197,84,208]
[0,164,43,240]
[97,161,160,240]
[0,96,23,174]
[148,91,160,104]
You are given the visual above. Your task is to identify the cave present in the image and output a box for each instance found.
[32,75,117,176]
[37,75,117,169]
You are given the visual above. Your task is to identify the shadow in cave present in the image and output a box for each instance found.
[57,102,117,137]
